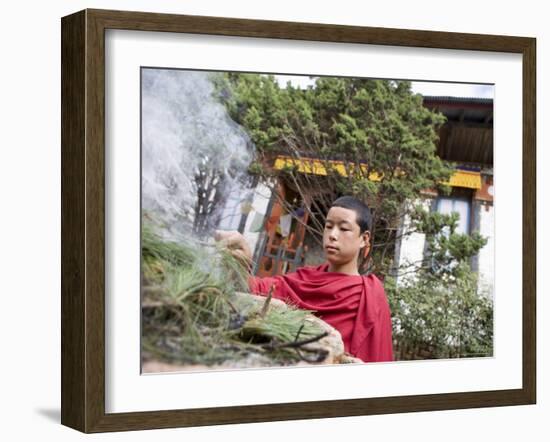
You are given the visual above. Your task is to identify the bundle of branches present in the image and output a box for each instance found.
[141,220,328,367]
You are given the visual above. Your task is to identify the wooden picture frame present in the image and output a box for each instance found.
[61,8,536,433]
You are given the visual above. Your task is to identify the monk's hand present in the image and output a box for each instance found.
[214,230,253,269]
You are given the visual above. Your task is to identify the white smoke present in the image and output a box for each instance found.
[141,68,254,241]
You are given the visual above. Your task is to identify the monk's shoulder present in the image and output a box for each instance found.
[362,272,384,286]
[361,273,388,299]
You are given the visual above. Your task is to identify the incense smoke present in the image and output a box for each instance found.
[141,69,254,242]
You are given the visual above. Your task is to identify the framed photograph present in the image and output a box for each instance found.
[61,8,536,433]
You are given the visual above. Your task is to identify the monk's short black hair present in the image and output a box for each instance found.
[331,196,372,234]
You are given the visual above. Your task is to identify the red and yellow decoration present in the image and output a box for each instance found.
[273,155,482,190]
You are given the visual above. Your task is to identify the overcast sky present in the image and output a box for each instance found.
[272,74,494,99]
[410,81,493,98]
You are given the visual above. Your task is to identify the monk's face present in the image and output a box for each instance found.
[323,206,368,268]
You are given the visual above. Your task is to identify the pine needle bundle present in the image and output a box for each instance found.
[141,218,327,368]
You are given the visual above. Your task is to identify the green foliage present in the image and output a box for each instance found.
[216,73,454,275]
[385,262,493,358]
[409,204,488,275]
[386,207,491,359]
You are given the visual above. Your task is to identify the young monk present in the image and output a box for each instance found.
[215,195,393,363]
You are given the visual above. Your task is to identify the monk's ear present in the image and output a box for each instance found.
[360,230,370,248]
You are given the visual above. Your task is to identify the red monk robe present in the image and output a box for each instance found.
[248,262,393,362]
